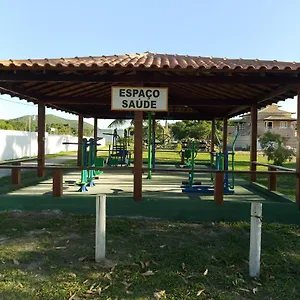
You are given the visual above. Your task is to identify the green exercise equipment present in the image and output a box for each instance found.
[63,137,104,192]
[104,129,132,167]
[179,140,202,186]
[210,125,240,190]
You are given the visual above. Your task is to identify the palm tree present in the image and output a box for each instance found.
[108,119,131,128]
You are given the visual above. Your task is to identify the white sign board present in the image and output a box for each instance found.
[111,87,168,111]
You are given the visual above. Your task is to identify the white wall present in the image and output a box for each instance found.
[0,130,105,161]
[98,128,125,144]
[228,135,262,151]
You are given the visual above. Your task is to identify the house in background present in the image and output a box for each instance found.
[228,104,297,150]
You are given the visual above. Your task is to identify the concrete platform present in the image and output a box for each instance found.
[1,164,299,224]
[6,164,284,204]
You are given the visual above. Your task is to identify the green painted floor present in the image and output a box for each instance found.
[0,165,299,224]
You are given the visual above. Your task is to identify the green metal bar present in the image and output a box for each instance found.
[231,152,235,189]
[189,141,196,185]
[80,138,87,183]
[215,130,222,150]
[230,126,239,189]
[232,126,240,150]
[219,153,224,170]
[147,112,152,179]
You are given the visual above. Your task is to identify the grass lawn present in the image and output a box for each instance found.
[0,212,300,300]
[0,151,78,163]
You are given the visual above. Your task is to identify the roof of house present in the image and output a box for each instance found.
[258,104,295,114]
[264,116,296,121]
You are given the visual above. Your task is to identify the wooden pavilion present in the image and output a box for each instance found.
[0,52,299,203]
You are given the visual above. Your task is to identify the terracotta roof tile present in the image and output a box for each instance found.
[1,52,300,71]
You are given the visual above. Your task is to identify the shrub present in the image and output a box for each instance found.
[259,132,295,166]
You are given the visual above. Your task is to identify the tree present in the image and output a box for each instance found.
[142,120,171,147]
[108,119,131,128]
[170,120,211,141]
[0,120,14,130]
[259,131,295,166]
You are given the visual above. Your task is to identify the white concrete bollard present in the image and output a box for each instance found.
[249,202,262,278]
[95,194,106,262]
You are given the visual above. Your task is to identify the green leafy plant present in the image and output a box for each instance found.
[259,132,295,166]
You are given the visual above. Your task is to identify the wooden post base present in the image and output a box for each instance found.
[214,172,224,205]
[12,162,21,186]
[53,169,63,197]
[268,167,277,191]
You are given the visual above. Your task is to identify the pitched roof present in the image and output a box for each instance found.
[0,52,299,120]
[1,52,300,70]
[263,116,296,121]
[258,104,295,115]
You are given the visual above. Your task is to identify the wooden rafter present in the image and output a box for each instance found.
[41,96,255,106]
[1,71,300,84]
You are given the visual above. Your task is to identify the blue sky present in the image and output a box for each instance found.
[0,0,299,127]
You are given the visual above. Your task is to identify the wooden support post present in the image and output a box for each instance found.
[181,150,185,165]
[12,162,21,186]
[134,111,143,201]
[296,86,300,208]
[214,172,224,205]
[211,119,215,167]
[52,169,63,197]
[268,166,277,191]
[95,194,106,262]
[94,118,98,157]
[77,115,84,166]
[222,117,228,153]
[37,102,45,177]
[250,104,258,183]
[249,202,262,278]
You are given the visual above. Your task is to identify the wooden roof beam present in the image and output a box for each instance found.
[41,97,256,106]
[0,83,39,102]
[257,84,296,103]
[1,71,300,84]
[226,106,251,118]
[226,84,297,118]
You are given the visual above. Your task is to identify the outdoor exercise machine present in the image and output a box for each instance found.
[63,138,104,192]
[178,140,192,168]
[103,129,131,167]
[147,114,171,174]
[176,139,207,168]
[181,128,239,194]
[210,125,240,190]
[143,112,159,179]
[77,138,105,192]
[179,140,203,187]
[181,151,234,194]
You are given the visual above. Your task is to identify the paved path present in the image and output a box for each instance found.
[0,155,76,178]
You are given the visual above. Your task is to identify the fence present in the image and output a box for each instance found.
[0,129,106,161]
